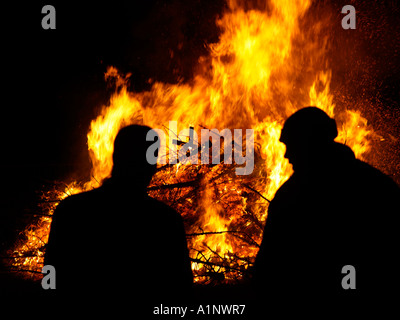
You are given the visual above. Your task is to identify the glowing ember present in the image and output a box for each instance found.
[6,0,372,283]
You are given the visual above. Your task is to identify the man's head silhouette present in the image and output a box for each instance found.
[280,107,338,172]
[111,124,159,189]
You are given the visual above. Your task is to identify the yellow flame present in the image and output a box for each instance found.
[9,0,372,282]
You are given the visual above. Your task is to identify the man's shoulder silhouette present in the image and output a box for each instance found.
[44,125,193,304]
[254,107,400,309]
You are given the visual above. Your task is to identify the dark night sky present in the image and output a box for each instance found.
[2,1,225,171]
[1,0,399,252]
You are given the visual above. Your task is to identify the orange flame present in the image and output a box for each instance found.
[8,0,372,282]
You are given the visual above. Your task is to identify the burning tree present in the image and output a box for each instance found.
[4,0,372,284]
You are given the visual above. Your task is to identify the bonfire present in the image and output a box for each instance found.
[5,0,372,285]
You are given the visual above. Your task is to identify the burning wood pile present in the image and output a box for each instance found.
[3,0,374,285]
[147,132,267,284]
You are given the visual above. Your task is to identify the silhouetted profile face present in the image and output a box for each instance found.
[280,107,338,172]
[112,125,159,188]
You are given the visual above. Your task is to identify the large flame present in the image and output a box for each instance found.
[7,0,372,283]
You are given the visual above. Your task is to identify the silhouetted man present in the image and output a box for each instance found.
[45,125,193,306]
[253,107,399,312]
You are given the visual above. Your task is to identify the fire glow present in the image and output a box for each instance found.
[7,0,372,284]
